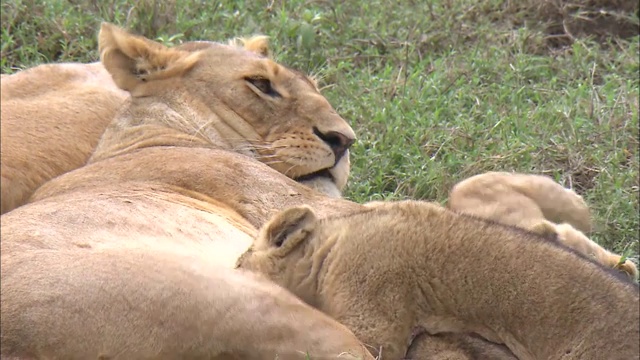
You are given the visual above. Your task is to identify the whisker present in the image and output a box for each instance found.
[224,137,271,146]
[235,144,273,151]
[190,119,216,143]
[283,163,298,177]
[260,160,286,166]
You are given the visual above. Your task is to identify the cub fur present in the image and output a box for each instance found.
[448,171,638,279]
[0,23,371,359]
[237,201,640,360]
[406,332,516,360]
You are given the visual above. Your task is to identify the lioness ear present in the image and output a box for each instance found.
[261,206,317,251]
[231,35,270,57]
[529,220,559,239]
[98,22,201,92]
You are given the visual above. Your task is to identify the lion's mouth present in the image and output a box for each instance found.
[294,168,334,183]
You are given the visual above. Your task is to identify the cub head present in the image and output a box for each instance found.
[98,23,355,191]
[530,220,639,280]
[236,206,319,290]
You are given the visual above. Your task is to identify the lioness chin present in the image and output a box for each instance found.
[236,201,640,360]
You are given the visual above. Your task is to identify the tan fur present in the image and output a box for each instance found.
[90,23,354,191]
[449,171,638,279]
[0,61,128,214]
[236,201,640,360]
[448,171,592,232]
[2,246,372,359]
[406,333,516,360]
[0,147,373,359]
[0,23,352,215]
[0,23,371,359]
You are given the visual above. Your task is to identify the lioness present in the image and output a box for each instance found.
[448,171,638,279]
[236,201,640,360]
[1,61,127,214]
[0,23,373,358]
[0,24,352,215]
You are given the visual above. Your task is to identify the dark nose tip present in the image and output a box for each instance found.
[313,127,355,164]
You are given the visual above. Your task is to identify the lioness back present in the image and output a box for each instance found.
[1,62,128,214]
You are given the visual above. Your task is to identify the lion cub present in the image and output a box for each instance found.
[237,201,639,360]
[448,171,638,280]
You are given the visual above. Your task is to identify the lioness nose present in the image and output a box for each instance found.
[314,127,355,163]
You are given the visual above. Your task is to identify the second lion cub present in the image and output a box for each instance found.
[448,171,638,280]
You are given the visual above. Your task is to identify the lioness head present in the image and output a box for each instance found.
[96,23,355,191]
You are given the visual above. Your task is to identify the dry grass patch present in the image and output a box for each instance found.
[516,0,638,48]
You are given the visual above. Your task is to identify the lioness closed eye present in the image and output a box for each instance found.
[237,201,639,360]
[90,23,355,193]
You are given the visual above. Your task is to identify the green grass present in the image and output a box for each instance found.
[2,0,638,261]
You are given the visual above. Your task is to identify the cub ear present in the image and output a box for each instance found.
[528,220,559,239]
[231,35,270,57]
[260,206,317,251]
[98,22,201,92]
